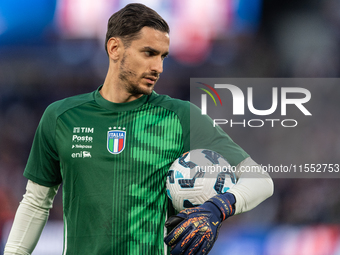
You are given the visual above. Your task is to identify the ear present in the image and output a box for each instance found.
[106,37,122,62]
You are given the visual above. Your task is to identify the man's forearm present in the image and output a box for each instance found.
[228,157,274,214]
[4,201,49,255]
[4,180,59,255]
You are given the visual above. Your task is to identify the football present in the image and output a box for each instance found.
[166,149,237,212]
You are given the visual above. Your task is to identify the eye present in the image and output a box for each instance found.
[145,51,155,57]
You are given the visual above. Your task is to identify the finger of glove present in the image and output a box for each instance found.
[164,220,193,246]
[165,215,186,228]
[184,223,216,255]
[182,235,207,255]
[191,232,218,255]
[170,233,200,255]
[170,221,211,255]
[194,239,212,255]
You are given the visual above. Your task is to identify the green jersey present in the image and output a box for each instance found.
[24,86,248,255]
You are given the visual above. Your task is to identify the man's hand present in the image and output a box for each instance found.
[164,193,235,255]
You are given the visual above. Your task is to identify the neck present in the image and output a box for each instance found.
[101,69,143,103]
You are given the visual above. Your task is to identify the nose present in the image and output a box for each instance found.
[151,57,163,74]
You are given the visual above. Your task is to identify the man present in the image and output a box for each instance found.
[4,3,273,255]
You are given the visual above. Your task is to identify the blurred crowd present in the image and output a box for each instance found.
[1,0,340,245]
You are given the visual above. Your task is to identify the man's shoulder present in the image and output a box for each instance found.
[148,92,191,113]
[44,91,95,118]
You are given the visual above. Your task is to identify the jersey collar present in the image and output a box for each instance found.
[94,85,154,112]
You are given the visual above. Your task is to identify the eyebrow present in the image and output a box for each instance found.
[142,46,169,57]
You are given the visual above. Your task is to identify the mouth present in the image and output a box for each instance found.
[143,76,158,85]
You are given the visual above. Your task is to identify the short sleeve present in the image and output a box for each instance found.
[24,104,62,187]
[185,103,249,167]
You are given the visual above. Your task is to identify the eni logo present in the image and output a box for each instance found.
[197,82,222,115]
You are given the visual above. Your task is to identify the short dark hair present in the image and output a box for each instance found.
[105,3,170,53]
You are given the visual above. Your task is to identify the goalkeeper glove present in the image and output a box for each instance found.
[164,192,236,255]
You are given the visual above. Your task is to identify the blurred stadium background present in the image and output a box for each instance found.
[1,0,340,254]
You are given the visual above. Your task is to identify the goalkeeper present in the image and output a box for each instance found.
[4,3,273,255]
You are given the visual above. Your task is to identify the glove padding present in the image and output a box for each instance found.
[164,193,236,255]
